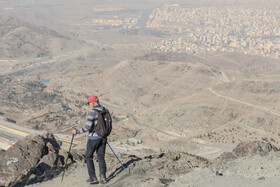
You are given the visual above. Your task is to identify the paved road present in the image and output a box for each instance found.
[0,136,13,150]
[0,128,24,139]
[0,121,81,150]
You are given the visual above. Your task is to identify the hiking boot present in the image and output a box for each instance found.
[99,174,107,184]
[86,176,98,184]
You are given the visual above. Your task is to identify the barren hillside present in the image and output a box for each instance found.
[0,17,83,58]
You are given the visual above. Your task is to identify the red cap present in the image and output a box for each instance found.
[86,95,99,104]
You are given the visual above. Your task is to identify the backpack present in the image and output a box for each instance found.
[94,107,112,137]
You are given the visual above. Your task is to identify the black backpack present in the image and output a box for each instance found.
[94,107,112,137]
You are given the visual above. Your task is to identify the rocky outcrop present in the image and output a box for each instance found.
[208,141,280,180]
[213,141,279,164]
[0,133,72,187]
[103,151,209,186]
[233,141,278,156]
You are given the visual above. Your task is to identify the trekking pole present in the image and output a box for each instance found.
[61,133,75,182]
[107,142,126,170]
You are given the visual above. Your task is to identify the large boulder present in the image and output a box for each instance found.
[0,133,72,186]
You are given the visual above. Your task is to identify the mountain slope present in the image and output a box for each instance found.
[74,53,280,152]
[0,17,82,58]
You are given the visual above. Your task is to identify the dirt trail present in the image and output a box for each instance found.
[209,87,280,118]
[209,69,280,118]
[204,70,277,139]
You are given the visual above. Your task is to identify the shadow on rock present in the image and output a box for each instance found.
[25,160,76,186]
[107,155,142,182]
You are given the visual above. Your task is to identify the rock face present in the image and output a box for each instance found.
[0,133,70,186]
[213,141,279,164]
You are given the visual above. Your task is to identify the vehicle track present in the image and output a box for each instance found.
[209,87,280,118]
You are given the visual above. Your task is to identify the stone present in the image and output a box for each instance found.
[37,152,58,171]
[0,133,70,186]
[46,142,56,153]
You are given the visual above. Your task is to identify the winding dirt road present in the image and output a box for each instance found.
[209,70,280,118]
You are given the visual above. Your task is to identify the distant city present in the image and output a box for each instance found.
[147,4,280,58]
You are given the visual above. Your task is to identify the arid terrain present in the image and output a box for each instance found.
[1,0,280,186]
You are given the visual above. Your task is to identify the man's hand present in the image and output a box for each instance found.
[72,129,77,135]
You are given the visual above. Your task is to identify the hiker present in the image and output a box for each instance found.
[72,95,111,184]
